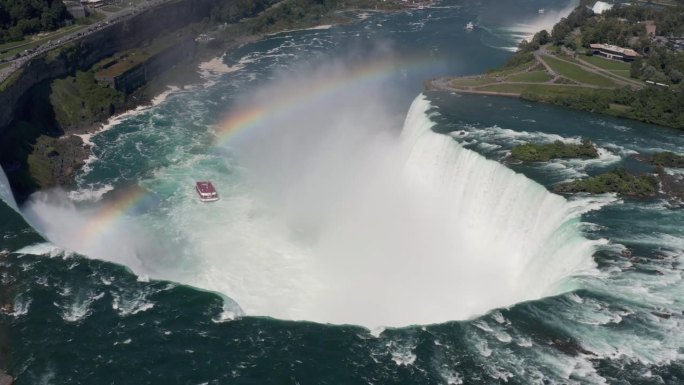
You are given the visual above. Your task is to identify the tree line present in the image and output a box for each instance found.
[210,0,403,35]
[548,3,684,85]
[0,0,70,43]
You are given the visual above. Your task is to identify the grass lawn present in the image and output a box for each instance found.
[0,38,29,53]
[477,83,529,93]
[507,71,553,83]
[580,55,630,71]
[448,76,496,87]
[610,69,631,77]
[543,55,617,87]
[609,103,631,112]
[488,61,539,77]
[479,83,599,97]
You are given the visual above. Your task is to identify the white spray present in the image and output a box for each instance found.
[10,69,599,327]
[160,88,599,327]
[0,166,19,212]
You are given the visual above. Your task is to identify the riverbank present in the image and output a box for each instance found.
[427,2,684,130]
[64,35,255,168]
[425,43,647,119]
[26,34,285,194]
[427,50,682,130]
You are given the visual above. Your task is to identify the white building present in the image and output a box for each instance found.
[592,1,613,14]
[590,43,640,62]
[80,0,106,8]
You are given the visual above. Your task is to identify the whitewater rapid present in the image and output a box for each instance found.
[5,94,602,327]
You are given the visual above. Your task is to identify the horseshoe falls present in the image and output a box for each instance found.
[2,1,684,384]
[295,94,603,326]
[3,94,598,328]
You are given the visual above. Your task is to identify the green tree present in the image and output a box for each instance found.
[551,19,572,45]
[0,0,70,43]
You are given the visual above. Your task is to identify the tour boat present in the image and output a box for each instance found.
[195,181,219,202]
[538,8,545,14]
[465,21,475,31]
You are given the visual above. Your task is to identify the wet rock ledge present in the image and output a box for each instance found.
[0,371,13,385]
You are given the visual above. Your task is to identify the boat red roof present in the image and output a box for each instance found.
[196,181,216,194]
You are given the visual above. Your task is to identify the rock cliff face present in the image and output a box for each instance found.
[0,371,13,385]
[99,36,197,94]
[0,0,218,132]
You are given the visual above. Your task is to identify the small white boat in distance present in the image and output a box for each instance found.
[538,8,545,14]
[196,181,219,202]
[465,21,475,30]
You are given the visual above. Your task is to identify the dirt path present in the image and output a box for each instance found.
[534,47,557,77]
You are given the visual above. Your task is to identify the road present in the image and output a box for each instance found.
[0,0,172,85]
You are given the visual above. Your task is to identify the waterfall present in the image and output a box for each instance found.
[13,94,599,328]
[292,94,599,326]
[398,95,597,308]
[174,93,599,327]
[0,166,19,212]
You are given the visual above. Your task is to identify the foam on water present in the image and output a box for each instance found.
[14,242,68,258]
[11,92,601,328]
[56,290,104,322]
[6,295,31,318]
[463,124,576,147]
[189,94,600,326]
[546,146,623,181]
[111,290,155,316]
[388,339,418,366]
[457,124,628,182]
[73,96,174,180]
[67,183,115,202]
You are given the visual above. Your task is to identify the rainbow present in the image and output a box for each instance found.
[213,55,442,146]
[214,105,268,146]
[82,186,150,250]
[78,55,442,246]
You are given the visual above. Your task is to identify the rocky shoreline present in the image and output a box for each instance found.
[41,35,259,193]
[0,0,440,204]
[1,2,419,202]
[0,372,13,385]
